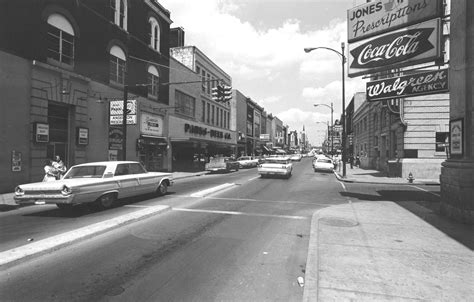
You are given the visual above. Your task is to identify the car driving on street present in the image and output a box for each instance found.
[236,156,259,168]
[312,157,334,172]
[205,157,239,173]
[258,156,293,178]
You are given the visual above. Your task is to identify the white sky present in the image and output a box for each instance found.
[159,0,368,146]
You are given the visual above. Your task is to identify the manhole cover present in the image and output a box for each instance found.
[319,217,359,227]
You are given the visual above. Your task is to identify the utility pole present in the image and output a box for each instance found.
[122,85,128,160]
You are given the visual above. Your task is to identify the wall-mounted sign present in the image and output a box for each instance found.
[184,123,232,140]
[108,126,123,150]
[34,122,49,143]
[109,100,137,125]
[76,127,89,145]
[348,18,441,78]
[347,0,442,42]
[260,134,270,141]
[12,150,22,172]
[140,113,163,136]
[366,68,449,101]
[450,119,463,157]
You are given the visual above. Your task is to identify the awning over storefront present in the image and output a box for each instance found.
[274,148,287,154]
[139,135,168,146]
[261,145,273,154]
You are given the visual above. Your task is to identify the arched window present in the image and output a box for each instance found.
[149,17,160,51]
[110,0,127,30]
[147,65,159,97]
[109,45,126,84]
[47,13,75,65]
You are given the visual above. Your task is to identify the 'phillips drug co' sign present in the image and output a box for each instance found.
[347,0,442,42]
[366,68,448,101]
[348,18,441,78]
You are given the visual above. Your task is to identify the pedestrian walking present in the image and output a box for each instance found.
[349,154,354,169]
[52,155,67,180]
[43,159,57,182]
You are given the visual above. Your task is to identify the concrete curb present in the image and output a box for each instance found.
[0,205,171,270]
[333,171,439,186]
[302,207,328,302]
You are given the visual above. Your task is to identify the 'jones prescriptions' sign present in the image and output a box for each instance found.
[348,18,440,78]
[366,68,449,101]
[347,0,442,42]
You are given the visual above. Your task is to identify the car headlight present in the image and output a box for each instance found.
[15,186,24,196]
[61,185,72,196]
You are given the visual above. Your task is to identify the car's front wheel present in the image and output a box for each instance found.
[95,193,116,210]
[156,181,168,196]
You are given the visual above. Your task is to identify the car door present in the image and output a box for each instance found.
[114,163,139,198]
[132,163,157,195]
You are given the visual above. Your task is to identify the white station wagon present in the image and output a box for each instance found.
[14,161,173,210]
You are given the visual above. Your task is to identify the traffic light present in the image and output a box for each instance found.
[222,85,232,102]
[211,86,221,102]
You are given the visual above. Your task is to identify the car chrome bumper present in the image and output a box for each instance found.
[14,194,74,205]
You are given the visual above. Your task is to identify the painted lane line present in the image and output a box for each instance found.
[247,176,260,182]
[189,183,235,197]
[339,181,347,191]
[172,207,308,220]
[409,185,441,197]
[0,205,170,269]
[171,195,335,207]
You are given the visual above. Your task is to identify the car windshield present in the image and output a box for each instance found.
[264,159,289,164]
[63,165,107,179]
[317,159,332,164]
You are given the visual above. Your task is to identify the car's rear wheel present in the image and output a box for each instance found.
[95,193,116,210]
[156,181,168,196]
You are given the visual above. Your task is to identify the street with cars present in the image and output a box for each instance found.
[1,156,470,301]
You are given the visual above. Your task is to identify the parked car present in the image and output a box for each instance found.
[313,157,334,172]
[258,156,293,178]
[14,161,173,210]
[205,157,239,173]
[289,153,303,161]
[236,156,259,168]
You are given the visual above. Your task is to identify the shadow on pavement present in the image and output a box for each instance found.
[341,189,474,250]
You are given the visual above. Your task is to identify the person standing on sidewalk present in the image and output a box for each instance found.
[43,159,57,182]
[52,155,67,180]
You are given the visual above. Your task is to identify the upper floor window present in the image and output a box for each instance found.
[110,0,127,30]
[109,45,126,84]
[149,17,160,52]
[147,65,160,98]
[175,90,195,117]
[47,14,75,65]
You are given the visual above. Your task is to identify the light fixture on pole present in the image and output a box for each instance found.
[314,103,334,155]
[304,43,347,177]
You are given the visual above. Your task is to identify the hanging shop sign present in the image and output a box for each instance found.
[76,127,89,145]
[34,122,49,143]
[109,100,137,125]
[348,18,441,78]
[366,68,448,101]
[347,0,442,42]
[140,113,163,136]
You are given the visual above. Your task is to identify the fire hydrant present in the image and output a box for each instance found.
[407,172,414,183]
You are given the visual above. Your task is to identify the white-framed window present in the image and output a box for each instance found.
[109,45,126,84]
[110,0,127,30]
[147,65,159,97]
[149,17,160,52]
[46,14,75,65]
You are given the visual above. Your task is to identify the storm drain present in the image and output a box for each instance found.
[319,217,359,227]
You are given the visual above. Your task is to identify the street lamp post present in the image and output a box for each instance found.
[314,103,333,155]
[315,121,330,153]
[304,43,347,177]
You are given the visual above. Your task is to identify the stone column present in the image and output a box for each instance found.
[440,0,474,223]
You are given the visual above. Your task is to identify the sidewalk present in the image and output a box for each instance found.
[0,171,209,209]
[303,166,473,301]
[334,165,440,185]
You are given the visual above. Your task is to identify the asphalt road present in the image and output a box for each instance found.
[1,158,457,302]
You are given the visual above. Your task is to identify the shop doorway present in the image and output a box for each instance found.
[46,103,69,165]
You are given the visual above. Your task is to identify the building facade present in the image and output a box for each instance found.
[0,0,172,192]
[169,45,236,171]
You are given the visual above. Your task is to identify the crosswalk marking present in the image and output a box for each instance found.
[172,207,308,220]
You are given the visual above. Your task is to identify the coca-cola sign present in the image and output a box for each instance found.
[366,68,449,101]
[348,18,441,78]
[347,0,442,42]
